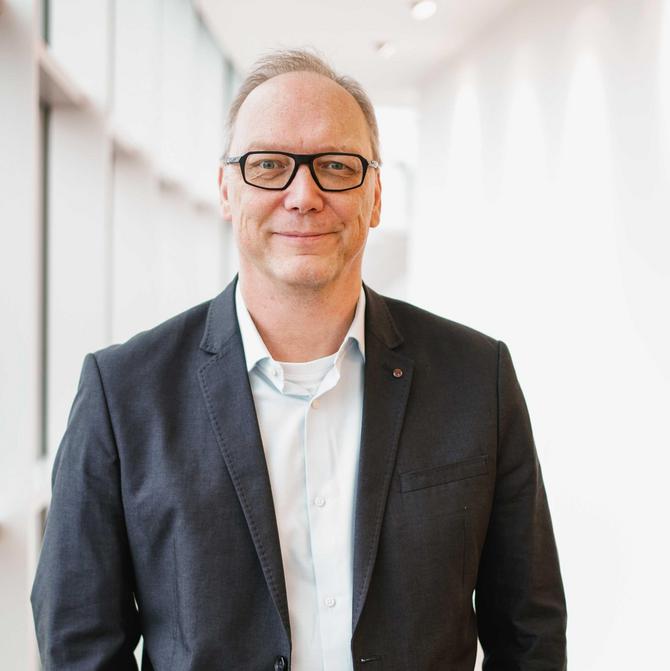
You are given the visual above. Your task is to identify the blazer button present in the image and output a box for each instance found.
[274,656,288,671]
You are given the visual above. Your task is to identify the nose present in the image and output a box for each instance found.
[283,164,324,214]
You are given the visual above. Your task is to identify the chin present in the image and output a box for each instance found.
[272,258,342,290]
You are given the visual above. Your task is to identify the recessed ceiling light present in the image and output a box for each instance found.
[375,41,397,59]
[411,0,437,21]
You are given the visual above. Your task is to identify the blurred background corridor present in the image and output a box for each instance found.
[1,0,669,668]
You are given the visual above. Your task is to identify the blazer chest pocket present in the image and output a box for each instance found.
[400,455,489,493]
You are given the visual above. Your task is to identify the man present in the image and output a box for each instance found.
[32,50,567,670]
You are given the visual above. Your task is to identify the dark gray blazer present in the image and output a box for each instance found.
[31,278,567,670]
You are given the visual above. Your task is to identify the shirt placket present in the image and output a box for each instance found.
[303,362,351,671]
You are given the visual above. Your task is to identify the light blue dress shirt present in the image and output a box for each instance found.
[235,283,366,671]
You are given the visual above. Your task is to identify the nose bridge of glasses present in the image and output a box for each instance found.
[289,157,322,190]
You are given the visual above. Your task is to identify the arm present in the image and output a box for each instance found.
[31,353,141,670]
[475,341,567,669]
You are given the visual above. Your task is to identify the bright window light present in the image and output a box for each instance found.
[411,0,437,21]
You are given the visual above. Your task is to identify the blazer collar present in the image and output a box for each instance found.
[199,275,403,356]
[199,276,240,354]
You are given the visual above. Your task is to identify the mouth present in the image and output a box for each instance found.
[274,231,335,240]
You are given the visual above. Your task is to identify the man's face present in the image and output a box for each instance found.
[219,72,381,293]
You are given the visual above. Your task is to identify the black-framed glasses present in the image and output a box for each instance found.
[222,151,380,192]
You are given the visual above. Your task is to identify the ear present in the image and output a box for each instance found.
[218,165,233,222]
[369,169,382,229]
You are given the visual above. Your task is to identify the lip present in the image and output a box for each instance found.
[274,231,334,240]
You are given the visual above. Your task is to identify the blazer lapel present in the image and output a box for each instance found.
[352,286,414,634]
[197,278,291,640]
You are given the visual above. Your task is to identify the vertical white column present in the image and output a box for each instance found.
[47,108,111,454]
[0,1,41,669]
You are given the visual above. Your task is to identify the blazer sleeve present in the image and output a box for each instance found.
[31,353,141,670]
[475,341,567,669]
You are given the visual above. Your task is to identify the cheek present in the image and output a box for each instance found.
[335,189,373,220]
[346,197,375,235]
[236,191,282,226]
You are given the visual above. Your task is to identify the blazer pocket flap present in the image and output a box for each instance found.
[400,455,489,493]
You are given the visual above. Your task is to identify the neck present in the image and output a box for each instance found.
[239,272,361,363]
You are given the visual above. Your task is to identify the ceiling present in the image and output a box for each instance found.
[195,0,523,105]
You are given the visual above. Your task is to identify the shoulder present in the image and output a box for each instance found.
[365,288,504,387]
[385,295,497,347]
[366,289,509,414]
[91,297,216,387]
[369,289,499,357]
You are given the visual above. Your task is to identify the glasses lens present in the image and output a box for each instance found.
[314,154,364,190]
[244,153,296,188]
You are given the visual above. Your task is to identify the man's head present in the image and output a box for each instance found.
[219,49,382,295]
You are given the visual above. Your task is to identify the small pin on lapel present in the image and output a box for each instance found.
[392,368,403,378]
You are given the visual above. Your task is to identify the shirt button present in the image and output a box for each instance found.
[314,496,326,507]
[311,399,320,409]
[271,368,278,377]
[325,597,336,608]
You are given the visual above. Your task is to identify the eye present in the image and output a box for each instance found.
[317,158,357,174]
[259,159,283,170]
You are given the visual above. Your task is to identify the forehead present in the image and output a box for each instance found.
[231,71,372,155]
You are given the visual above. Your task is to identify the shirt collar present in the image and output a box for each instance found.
[235,282,366,373]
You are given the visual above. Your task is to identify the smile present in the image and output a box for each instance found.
[274,231,335,241]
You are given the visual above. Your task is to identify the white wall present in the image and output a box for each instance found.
[0,0,234,667]
[0,3,41,668]
[363,104,418,298]
[409,0,670,668]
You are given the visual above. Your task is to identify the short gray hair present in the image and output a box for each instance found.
[224,48,381,163]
